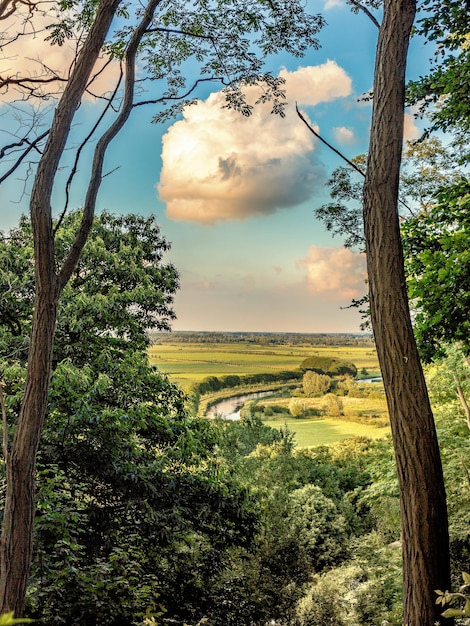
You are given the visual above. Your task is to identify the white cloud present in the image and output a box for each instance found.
[279,61,352,107]
[158,62,353,224]
[324,0,345,8]
[333,126,356,144]
[297,246,367,300]
[403,112,421,141]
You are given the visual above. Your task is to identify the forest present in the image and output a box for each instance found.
[0,0,469,625]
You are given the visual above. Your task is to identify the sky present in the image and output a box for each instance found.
[0,0,431,334]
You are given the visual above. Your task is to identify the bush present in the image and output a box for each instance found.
[303,371,332,397]
[300,356,357,378]
[289,398,307,418]
[323,393,344,417]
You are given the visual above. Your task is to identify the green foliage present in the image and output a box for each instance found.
[436,572,470,619]
[300,356,357,378]
[289,397,307,418]
[303,370,332,397]
[0,613,34,625]
[408,1,470,151]
[323,393,344,417]
[294,532,403,626]
[402,179,470,360]
[0,213,260,625]
[287,485,348,570]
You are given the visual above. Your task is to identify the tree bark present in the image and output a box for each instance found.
[363,1,452,624]
[0,0,121,614]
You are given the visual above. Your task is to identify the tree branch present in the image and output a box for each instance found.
[134,76,227,108]
[58,0,165,290]
[347,0,380,29]
[0,130,49,184]
[296,104,366,177]
[55,63,125,233]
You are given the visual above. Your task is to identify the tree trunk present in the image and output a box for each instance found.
[0,0,121,614]
[363,1,452,624]
[0,273,59,615]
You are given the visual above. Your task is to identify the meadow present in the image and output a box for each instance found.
[264,416,390,447]
[149,335,381,390]
[149,333,389,447]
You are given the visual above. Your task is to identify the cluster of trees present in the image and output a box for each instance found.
[151,331,374,347]
[0,0,469,624]
[299,356,357,378]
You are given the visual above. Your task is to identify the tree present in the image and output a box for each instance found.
[402,179,470,361]
[0,0,327,613]
[302,371,331,397]
[407,0,470,155]
[362,0,451,623]
[0,212,259,623]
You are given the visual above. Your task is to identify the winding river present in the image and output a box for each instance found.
[205,390,274,420]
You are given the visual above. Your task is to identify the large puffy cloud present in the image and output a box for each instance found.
[297,246,367,300]
[158,62,353,224]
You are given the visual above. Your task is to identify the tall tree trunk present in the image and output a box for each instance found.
[0,0,121,614]
[363,1,452,624]
[0,270,59,615]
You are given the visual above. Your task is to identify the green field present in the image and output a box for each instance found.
[149,341,381,390]
[264,417,389,447]
[149,334,389,447]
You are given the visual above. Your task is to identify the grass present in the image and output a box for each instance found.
[149,342,381,390]
[149,336,389,447]
[264,416,390,448]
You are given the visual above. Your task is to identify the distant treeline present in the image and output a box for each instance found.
[191,369,303,397]
[151,330,374,347]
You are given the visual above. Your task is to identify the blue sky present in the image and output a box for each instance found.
[0,0,431,333]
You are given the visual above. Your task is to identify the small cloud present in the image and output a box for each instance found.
[279,61,352,107]
[404,112,421,141]
[158,62,353,224]
[324,0,345,9]
[297,246,367,300]
[333,126,356,144]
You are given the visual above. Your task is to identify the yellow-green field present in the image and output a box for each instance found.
[149,342,381,390]
[149,336,389,447]
[264,417,390,447]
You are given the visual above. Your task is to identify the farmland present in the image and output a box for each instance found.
[149,332,381,390]
[149,332,389,447]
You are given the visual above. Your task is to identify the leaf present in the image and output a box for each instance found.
[441,608,465,618]
[0,613,35,625]
[462,572,470,585]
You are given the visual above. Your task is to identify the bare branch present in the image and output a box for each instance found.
[134,76,227,108]
[58,0,165,290]
[297,104,414,214]
[347,0,380,29]
[296,104,366,177]
[146,26,213,40]
[55,63,124,233]
[0,129,48,184]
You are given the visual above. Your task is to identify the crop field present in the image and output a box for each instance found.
[148,340,381,390]
[264,417,390,447]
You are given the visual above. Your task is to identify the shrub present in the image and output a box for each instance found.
[289,398,307,418]
[303,370,332,397]
[323,393,344,417]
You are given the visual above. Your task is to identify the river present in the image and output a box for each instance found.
[205,390,275,420]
